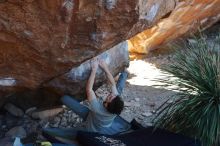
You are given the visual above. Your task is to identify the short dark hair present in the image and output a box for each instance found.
[106,96,124,115]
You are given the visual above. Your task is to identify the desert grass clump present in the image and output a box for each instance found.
[154,35,220,146]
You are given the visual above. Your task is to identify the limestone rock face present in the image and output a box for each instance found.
[0,0,176,106]
[44,41,129,98]
[129,0,220,54]
[0,0,219,107]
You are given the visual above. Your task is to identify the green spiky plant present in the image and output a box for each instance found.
[153,35,220,146]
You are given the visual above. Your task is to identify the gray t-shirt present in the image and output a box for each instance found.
[85,98,116,133]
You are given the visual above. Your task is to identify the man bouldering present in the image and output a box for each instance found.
[85,58,125,133]
[43,58,130,140]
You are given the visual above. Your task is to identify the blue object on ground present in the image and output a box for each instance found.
[13,137,23,146]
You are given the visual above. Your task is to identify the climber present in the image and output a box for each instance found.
[43,58,129,139]
[85,58,125,133]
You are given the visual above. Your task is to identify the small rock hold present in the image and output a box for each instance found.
[4,103,24,117]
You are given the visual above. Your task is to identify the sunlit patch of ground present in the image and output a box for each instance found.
[127,60,165,87]
[127,60,179,91]
[119,57,177,127]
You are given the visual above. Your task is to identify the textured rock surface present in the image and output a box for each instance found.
[0,0,176,105]
[0,0,220,107]
[129,0,220,54]
[44,41,129,98]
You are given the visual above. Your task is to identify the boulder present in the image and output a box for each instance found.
[4,103,24,117]
[0,0,220,107]
[0,0,176,107]
[31,107,64,120]
[43,41,129,97]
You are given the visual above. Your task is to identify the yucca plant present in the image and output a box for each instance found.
[153,35,220,146]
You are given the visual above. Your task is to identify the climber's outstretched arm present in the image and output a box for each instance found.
[99,59,118,96]
[86,58,98,102]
